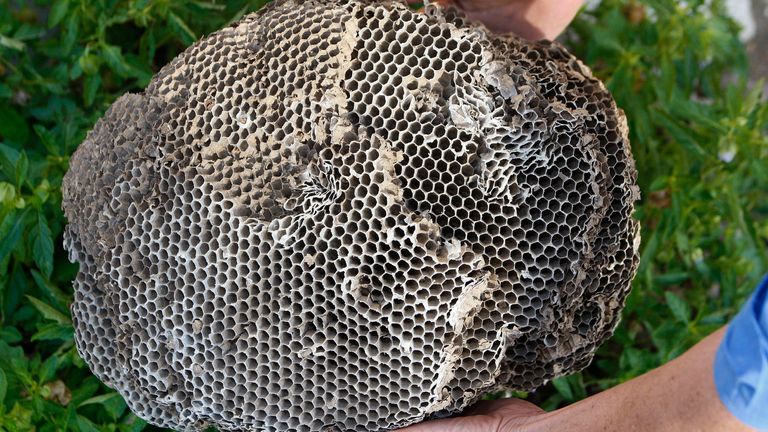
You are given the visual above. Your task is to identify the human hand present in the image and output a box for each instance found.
[398,329,755,432]
[408,0,585,40]
[396,399,545,432]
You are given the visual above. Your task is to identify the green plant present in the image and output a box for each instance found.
[538,0,768,409]
[0,0,765,429]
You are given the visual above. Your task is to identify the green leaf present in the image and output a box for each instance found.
[0,340,29,382]
[0,34,25,51]
[664,292,691,324]
[33,125,60,157]
[79,392,119,407]
[653,271,690,286]
[0,84,11,100]
[0,367,6,404]
[120,414,147,432]
[0,209,28,266]
[0,143,29,187]
[0,327,22,344]
[14,151,28,188]
[0,107,30,144]
[32,179,51,206]
[83,74,102,107]
[167,11,197,45]
[69,377,100,406]
[0,181,15,203]
[30,270,70,311]
[190,1,226,10]
[61,11,79,55]
[48,0,70,28]
[652,108,708,158]
[78,51,101,75]
[122,53,153,86]
[6,403,34,429]
[650,319,688,361]
[101,44,131,78]
[38,354,60,383]
[31,212,54,278]
[76,414,101,432]
[551,376,575,401]
[3,263,27,322]
[31,323,73,342]
[139,26,157,64]
[620,346,656,374]
[80,392,127,421]
[25,296,71,325]
[0,143,20,180]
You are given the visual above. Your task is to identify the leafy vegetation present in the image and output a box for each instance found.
[0,0,765,429]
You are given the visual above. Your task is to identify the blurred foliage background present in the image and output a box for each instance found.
[0,0,766,430]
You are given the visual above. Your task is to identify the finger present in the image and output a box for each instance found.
[519,0,585,39]
[467,398,544,417]
[396,415,490,432]
[463,399,511,416]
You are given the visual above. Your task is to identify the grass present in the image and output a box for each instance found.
[0,0,766,429]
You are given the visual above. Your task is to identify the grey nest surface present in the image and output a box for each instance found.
[62,0,641,431]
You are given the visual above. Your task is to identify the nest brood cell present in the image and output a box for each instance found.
[62,1,641,431]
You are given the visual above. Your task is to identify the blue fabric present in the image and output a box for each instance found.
[714,273,768,430]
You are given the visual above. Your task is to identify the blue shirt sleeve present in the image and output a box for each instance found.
[714,273,768,430]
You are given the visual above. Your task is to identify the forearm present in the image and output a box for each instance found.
[528,328,752,432]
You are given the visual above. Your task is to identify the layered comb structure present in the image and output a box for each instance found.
[62,1,641,431]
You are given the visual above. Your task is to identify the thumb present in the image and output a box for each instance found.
[395,414,498,432]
